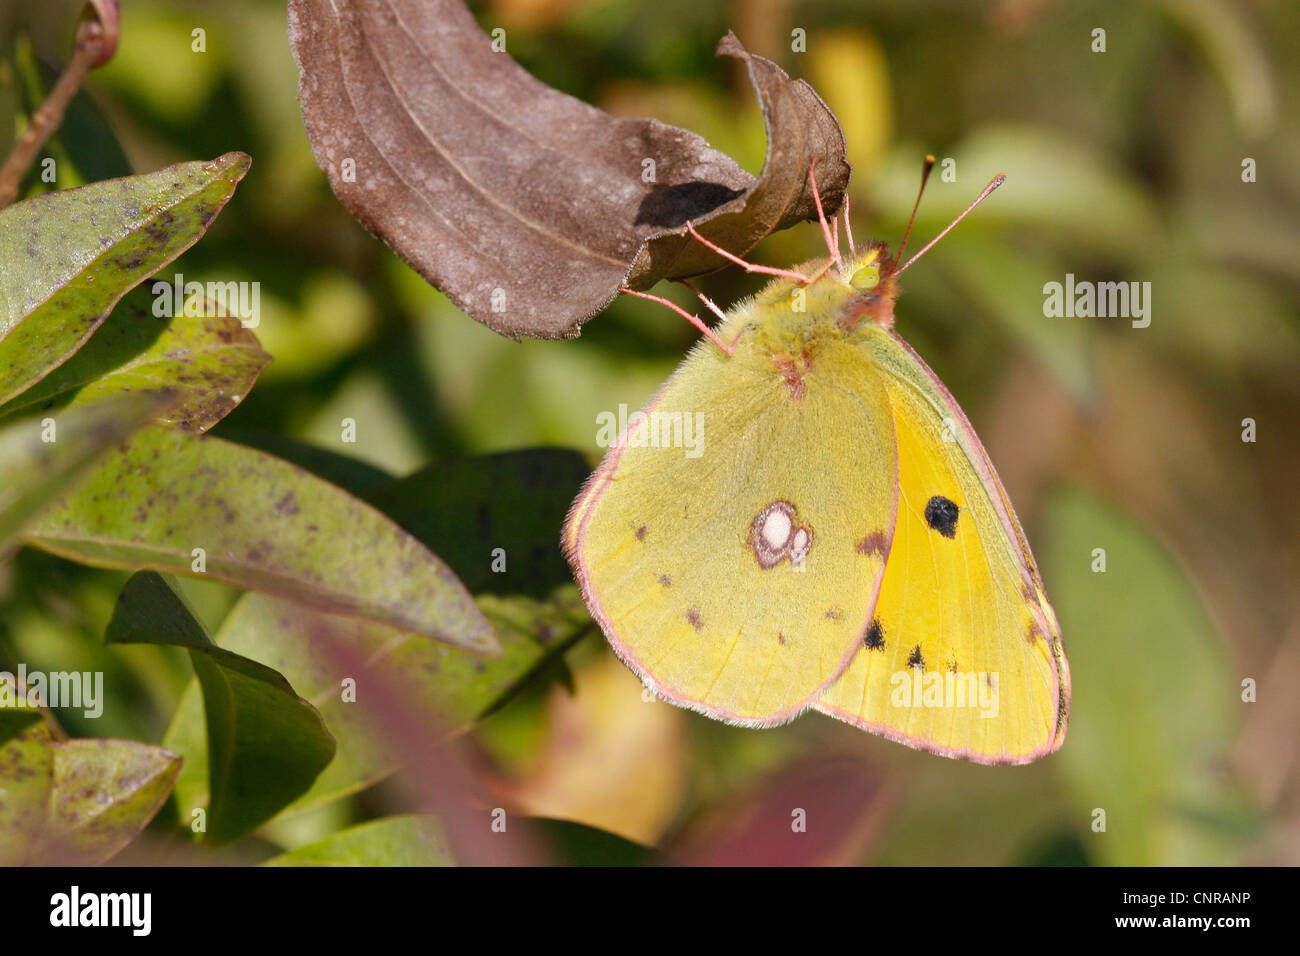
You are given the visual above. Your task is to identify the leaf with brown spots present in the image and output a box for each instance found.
[0,152,250,406]
[0,285,269,433]
[106,572,336,845]
[22,426,499,653]
[0,392,173,558]
[288,0,848,339]
[0,709,181,866]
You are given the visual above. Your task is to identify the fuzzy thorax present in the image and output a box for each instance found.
[716,240,901,363]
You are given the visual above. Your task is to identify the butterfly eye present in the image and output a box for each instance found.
[850,265,880,291]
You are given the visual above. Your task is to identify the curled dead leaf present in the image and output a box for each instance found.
[288,0,849,339]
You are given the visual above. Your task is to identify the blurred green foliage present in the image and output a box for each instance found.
[1,0,1295,864]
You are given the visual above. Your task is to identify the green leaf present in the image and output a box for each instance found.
[24,52,134,184]
[264,814,453,866]
[0,284,270,432]
[215,428,394,502]
[106,571,336,845]
[22,426,498,652]
[371,448,593,597]
[0,708,42,747]
[1154,0,1276,138]
[1040,489,1245,865]
[869,126,1162,257]
[43,738,182,865]
[0,393,171,557]
[164,588,588,819]
[0,711,181,865]
[530,817,659,867]
[934,240,1095,405]
[0,709,52,865]
[0,152,250,406]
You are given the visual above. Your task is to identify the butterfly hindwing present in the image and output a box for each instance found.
[567,328,898,726]
[815,326,1069,763]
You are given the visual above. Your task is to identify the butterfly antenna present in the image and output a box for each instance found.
[808,157,843,269]
[895,173,1006,277]
[891,154,937,272]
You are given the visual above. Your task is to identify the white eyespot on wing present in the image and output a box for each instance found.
[749,500,813,570]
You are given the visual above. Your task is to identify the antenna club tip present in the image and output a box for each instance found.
[992,174,1007,187]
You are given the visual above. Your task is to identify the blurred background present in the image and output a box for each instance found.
[1,0,1296,864]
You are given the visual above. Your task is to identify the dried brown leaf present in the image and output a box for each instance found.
[288,0,848,339]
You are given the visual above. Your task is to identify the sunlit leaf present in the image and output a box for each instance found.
[504,654,687,846]
[0,285,270,432]
[935,239,1095,404]
[869,126,1161,256]
[0,710,180,866]
[0,152,250,405]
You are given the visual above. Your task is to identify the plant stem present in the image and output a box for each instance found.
[0,4,118,208]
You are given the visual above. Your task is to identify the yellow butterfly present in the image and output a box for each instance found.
[564,159,1070,764]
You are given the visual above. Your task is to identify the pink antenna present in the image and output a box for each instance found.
[894,173,1006,277]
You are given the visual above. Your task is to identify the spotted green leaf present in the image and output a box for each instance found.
[0,284,270,433]
[0,152,250,406]
[22,426,498,653]
[0,393,171,557]
[0,710,181,866]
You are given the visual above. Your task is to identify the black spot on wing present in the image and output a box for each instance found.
[907,645,925,669]
[864,620,886,650]
[924,496,959,538]
[657,574,672,588]
[635,525,648,541]
[685,607,704,632]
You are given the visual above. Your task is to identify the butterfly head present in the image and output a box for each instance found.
[835,240,900,331]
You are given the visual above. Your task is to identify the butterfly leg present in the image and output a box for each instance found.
[842,194,856,257]
[677,279,727,323]
[807,157,843,269]
[681,221,811,284]
[619,286,738,355]
[678,279,749,351]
